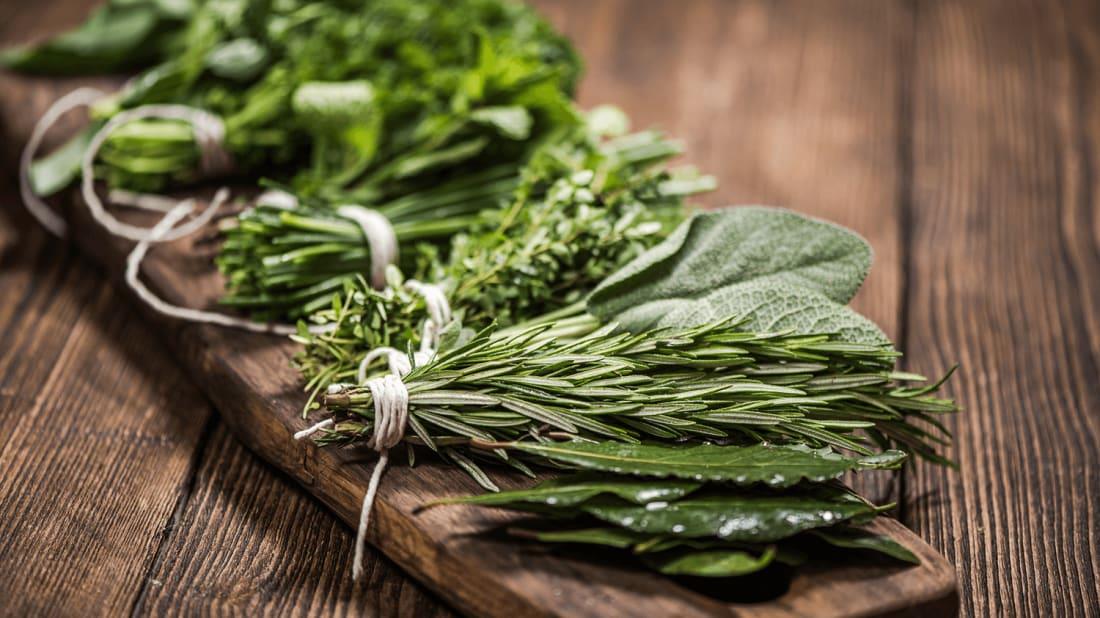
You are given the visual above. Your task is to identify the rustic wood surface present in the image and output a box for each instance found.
[0,0,1097,616]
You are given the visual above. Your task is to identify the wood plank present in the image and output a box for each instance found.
[0,3,211,613]
[0,226,211,615]
[904,0,1100,615]
[136,424,452,617]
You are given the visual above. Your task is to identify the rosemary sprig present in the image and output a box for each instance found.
[312,317,956,488]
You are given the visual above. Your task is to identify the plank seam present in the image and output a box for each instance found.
[128,414,219,617]
[895,0,918,527]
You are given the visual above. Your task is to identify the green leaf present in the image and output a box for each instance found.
[29,126,97,198]
[641,546,776,577]
[650,281,890,346]
[292,81,376,130]
[587,207,887,345]
[510,526,651,549]
[205,38,268,82]
[470,106,533,140]
[582,487,876,541]
[811,528,920,564]
[506,442,905,486]
[1,4,175,74]
[430,473,702,508]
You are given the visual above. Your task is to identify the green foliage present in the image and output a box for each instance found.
[14,0,583,197]
[314,318,956,476]
[501,442,906,487]
[0,0,191,74]
[435,471,918,578]
[292,127,709,367]
[588,207,889,345]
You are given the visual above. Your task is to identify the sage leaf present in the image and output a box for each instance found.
[641,546,776,577]
[589,206,872,328]
[431,473,702,508]
[582,488,876,541]
[506,442,906,486]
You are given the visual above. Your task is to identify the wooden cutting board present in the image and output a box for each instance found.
[39,196,955,617]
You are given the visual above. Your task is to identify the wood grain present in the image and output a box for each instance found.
[0,1,450,614]
[903,1,1100,616]
[0,222,210,616]
[136,426,451,617]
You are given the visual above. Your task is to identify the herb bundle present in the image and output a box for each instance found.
[217,120,710,321]
[9,0,581,201]
[428,444,920,579]
[315,315,954,489]
[295,207,957,486]
[292,127,714,382]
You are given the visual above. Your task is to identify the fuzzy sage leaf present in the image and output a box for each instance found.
[588,207,889,345]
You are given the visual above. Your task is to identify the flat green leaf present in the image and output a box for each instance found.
[582,488,876,542]
[430,473,702,508]
[589,206,872,329]
[811,528,920,564]
[641,546,776,577]
[292,81,376,130]
[205,38,269,82]
[507,442,906,486]
[510,526,650,549]
[1,4,173,74]
[658,280,891,346]
[470,106,533,140]
[29,126,96,197]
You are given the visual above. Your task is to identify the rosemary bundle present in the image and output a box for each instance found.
[315,317,955,489]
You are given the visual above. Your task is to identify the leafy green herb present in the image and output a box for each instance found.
[0,0,190,74]
[498,442,906,487]
[588,207,890,345]
[315,318,955,477]
[291,126,709,355]
[433,472,917,578]
[12,0,583,198]
[427,473,701,509]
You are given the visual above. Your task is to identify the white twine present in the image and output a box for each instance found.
[126,196,337,335]
[256,189,300,210]
[19,87,106,237]
[296,279,452,581]
[404,279,451,350]
[336,205,398,290]
[293,418,334,440]
[82,104,235,243]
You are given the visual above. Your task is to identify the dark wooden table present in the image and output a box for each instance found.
[1,1,1097,616]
